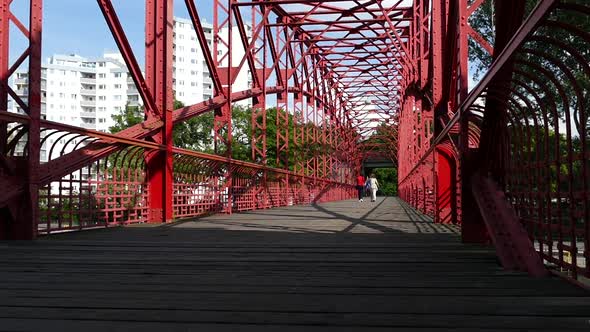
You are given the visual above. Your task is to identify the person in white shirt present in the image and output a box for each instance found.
[366,173,379,202]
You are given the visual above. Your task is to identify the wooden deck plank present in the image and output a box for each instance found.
[0,197,588,331]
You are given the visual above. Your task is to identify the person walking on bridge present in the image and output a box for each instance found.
[367,173,379,202]
[356,173,365,202]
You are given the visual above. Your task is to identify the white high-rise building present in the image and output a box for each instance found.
[173,18,214,106]
[173,17,252,108]
[11,53,141,161]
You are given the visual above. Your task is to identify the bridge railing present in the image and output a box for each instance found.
[3,120,354,235]
[399,0,589,282]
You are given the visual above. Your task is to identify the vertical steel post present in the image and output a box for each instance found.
[145,0,174,223]
[214,0,233,212]
[0,0,8,158]
[251,4,266,165]
[1,0,43,239]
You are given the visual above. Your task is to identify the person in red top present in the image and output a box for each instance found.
[356,174,365,202]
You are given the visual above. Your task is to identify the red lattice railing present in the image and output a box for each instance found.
[399,1,589,283]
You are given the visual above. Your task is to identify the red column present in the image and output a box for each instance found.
[0,0,42,240]
[145,0,174,223]
[214,0,233,213]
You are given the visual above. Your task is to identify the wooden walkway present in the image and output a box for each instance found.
[0,197,588,331]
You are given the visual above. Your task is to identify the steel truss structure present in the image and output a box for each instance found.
[0,0,588,283]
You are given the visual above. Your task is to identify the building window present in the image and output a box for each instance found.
[191,48,196,53]
[113,95,122,101]
[98,62,105,67]
[98,107,106,112]
[191,82,197,87]
[99,96,106,101]
[59,93,65,98]
[191,59,197,64]
[98,84,106,89]
[179,80,184,85]
[71,94,77,99]
[179,34,184,39]
[98,73,106,78]
[98,118,106,123]
[178,92,184,97]
[178,57,184,62]
[114,84,122,89]
[114,106,121,112]
[114,73,122,78]
[190,70,197,75]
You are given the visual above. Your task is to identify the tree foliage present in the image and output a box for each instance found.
[110,103,332,172]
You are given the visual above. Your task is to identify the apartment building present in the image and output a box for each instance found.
[173,17,253,108]
[11,53,139,160]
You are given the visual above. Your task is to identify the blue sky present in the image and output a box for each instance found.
[9,0,213,65]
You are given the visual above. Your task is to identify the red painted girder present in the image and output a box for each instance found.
[185,0,224,95]
[0,85,298,209]
[466,24,493,55]
[286,7,412,16]
[399,0,558,186]
[231,4,262,90]
[233,0,365,5]
[33,87,290,184]
[97,0,158,117]
[303,26,403,34]
[268,18,412,28]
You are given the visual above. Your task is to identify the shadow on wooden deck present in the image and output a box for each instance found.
[0,197,588,331]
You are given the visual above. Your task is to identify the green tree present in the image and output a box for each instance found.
[109,103,143,133]
[110,102,343,172]
[172,100,215,152]
[373,168,398,196]
[110,100,216,152]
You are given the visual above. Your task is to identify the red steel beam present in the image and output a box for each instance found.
[144,0,174,223]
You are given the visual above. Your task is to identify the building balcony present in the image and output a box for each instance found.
[15,88,28,96]
[80,100,96,107]
[80,77,96,84]
[127,99,141,107]
[80,111,96,118]
[80,88,96,95]
[79,122,96,129]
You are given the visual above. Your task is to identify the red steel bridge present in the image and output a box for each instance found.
[0,0,589,321]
